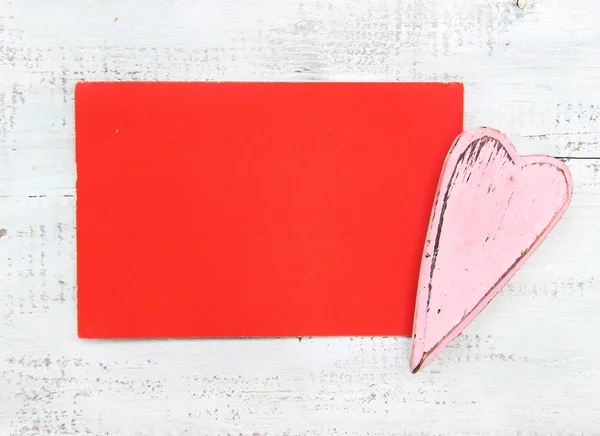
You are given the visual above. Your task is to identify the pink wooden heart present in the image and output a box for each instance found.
[410,127,572,373]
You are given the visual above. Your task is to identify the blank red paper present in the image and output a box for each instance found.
[75,81,463,338]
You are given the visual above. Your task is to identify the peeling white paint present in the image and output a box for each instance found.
[1,0,600,434]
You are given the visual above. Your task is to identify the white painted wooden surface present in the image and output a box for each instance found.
[1,0,599,434]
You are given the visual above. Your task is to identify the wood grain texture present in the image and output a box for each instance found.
[1,0,600,434]
[411,128,572,373]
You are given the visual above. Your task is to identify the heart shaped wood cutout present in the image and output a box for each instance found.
[411,127,572,373]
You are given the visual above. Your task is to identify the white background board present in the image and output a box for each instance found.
[1,0,599,434]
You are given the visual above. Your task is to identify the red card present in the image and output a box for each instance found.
[76,82,463,338]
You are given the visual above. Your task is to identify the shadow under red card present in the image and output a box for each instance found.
[75,82,463,338]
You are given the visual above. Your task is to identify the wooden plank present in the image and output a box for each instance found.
[2,0,600,433]
[0,158,598,435]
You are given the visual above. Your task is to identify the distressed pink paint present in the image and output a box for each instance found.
[410,127,573,373]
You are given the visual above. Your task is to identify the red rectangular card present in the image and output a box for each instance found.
[75,82,463,338]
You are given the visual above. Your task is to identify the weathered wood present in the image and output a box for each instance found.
[3,0,600,433]
[411,128,573,373]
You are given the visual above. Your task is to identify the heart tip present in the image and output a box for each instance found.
[410,354,426,374]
